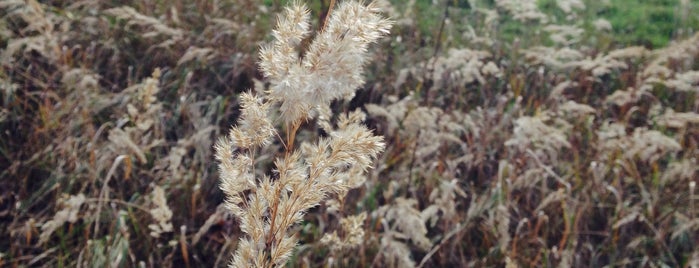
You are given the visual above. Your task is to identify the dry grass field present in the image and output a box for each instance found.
[1,0,698,267]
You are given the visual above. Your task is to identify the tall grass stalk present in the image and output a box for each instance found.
[215,1,391,267]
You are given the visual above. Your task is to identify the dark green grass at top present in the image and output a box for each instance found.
[260,0,699,49]
[599,0,699,48]
[390,0,698,49]
[516,0,698,48]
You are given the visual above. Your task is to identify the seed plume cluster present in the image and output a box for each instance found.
[215,1,391,267]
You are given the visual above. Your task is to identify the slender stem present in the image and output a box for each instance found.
[417,222,467,268]
[421,0,450,106]
[94,155,127,238]
[267,120,301,247]
[322,0,336,31]
[407,129,421,198]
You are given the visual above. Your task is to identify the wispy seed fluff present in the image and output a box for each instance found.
[216,1,390,267]
[259,1,392,124]
[230,92,275,149]
[214,92,273,217]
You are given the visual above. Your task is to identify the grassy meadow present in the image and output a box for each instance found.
[1,0,698,267]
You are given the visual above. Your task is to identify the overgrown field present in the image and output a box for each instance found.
[1,0,698,267]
